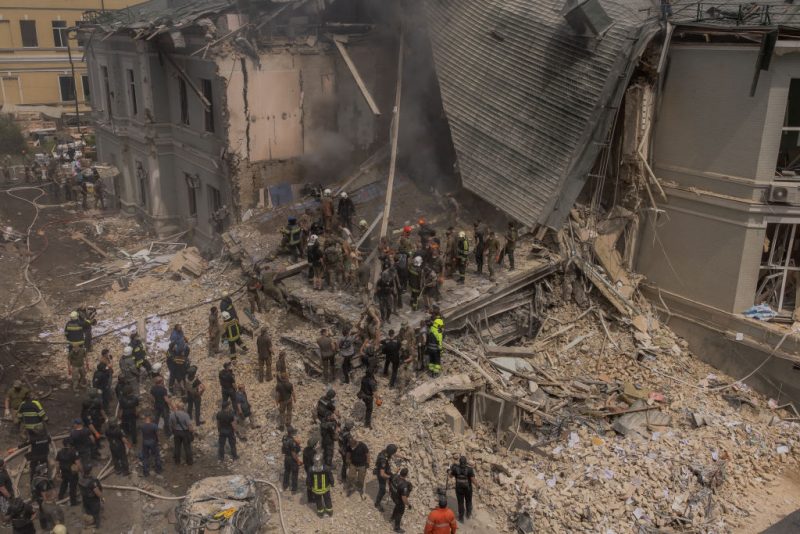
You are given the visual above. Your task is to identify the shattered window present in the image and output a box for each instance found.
[778,79,800,176]
[756,223,800,314]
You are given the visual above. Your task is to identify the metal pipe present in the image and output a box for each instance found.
[66,29,83,141]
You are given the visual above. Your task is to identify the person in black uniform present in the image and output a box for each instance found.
[118,389,140,445]
[374,443,397,512]
[92,362,113,412]
[281,426,302,493]
[337,420,354,482]
[219,294,239,321]
[69,418,94,467]
[218,362,237,411]
[302,437,318,504]
[390,467,412,533]
[7,497,36,534]
[358,370,377,429]
[449,455,479,522]
[105,420,131,475]
[216,400,238,461]
[55,438,80,505]
[319,413,337,468]
[80,390,105,459]
[79,465,104,528]
[22,428,51,484]
[150,377,171,439]
[381,331,401,388]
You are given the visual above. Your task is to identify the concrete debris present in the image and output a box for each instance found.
[168,247,208,277]
[177,475,267,534]
[409,372,475,403]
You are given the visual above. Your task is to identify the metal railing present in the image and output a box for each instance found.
[666,2,800,27]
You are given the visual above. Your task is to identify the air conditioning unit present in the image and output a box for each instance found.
[767,182,800,205]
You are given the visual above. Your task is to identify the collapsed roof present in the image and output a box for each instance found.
[422,0,661,229]
[669,0,800,29]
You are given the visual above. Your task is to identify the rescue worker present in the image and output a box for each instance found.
[18,392,47,437]
[77,305,97,351]
[486,230,501,280]
[167,341,190,394]
[324,238,344,290]
[337,191,355,230]
[275,349,288,377]
[246,271,264,313]
[150,376,171,438]
[321,189,335,233]
[359,368,378,429]
[105,419,131,475]
[425,491,458,534]
[92,361,112,411]
[235,384,259,429]
[67,344,88,391]
[316,389,337,422]
[320,413,337,468]
[390,467,412,533]
[64,310,87,349]
[427,317,445,376]
[338,420,354,482]
[281,426,302,493]
[381,330,402,388]
[398,225,414,255]
[347,436,369,497]
[185,366,205,425]
[140,413,162,476]
[168,401,194,465]
[374,444,397,512]
[69,418,95,468]
[118,346,138,396]
[221,311,248,357]
[23,428,51,486]
[317,328,337,384]
[208,306,222,356]
[339,327,356,384]
[456,231,469,284]
[260,264,289,310]
[128,332,152,376]
[307,234,324,290]
[310,454,334,517]
[473,221,487,275]
[302,437,319,503]
[286,216,303,261]
[418,217,435,248]
[499,221,518,271]
[38,482,64,531]
[357,219,371,250]
[218,361,237,410]
[219,294,239,321]
[4,380,30,430]
[56,438,80,506]
[81,390,106,460]
[216,400,238,461]
[450,456,478,522]
[398,321,416,379]
[78,465,104,527]
[7,497,36,533]
[408,256,424,310]
[443,227,456,277]
[255,328,273,383]
[118,388,140,444]
[274,372,295,431]
[376,268,396,321]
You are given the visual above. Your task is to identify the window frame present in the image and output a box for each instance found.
[179,78,189,126]
[201,78,214,133]
[58,75,76,103]
[81,74,90,103]
[19,20,38,48]
[185,173,200,217]
[126,69,137,117]
[52,20,67,48]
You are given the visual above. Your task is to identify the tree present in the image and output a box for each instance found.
[0,115,26,155]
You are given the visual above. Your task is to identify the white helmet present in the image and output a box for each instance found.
[222,311,231,321]
[70,311,79,319]
[340,191,347,199]
[123,346,133,356]
[309,234,318,245]
[413,256,423,267]
[359,220,368,228]
[458,231,466,239]
[151,362,162,374]
[323,188,332,196]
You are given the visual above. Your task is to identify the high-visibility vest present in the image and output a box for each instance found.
[18,399,46,429]
[312,470,330,495]
[457,238,469,258]
[64,320,84,345]
[288,225,301,246]
[224,319,241,342]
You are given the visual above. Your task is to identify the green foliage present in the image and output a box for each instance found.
[0,115,26,155]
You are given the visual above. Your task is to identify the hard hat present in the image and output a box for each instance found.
[309,234,318,244]
[70,311,79,319]
[376,397,383,407]
[403,225,412,234]
[52,525,67,534]
[340,191,347,199]
[359,219,368,228]
[323,188,332,196]
[418,217,426,225]
[151,362,162,373]
[458,231,466,238]
[222,311,231,320]
[413,256,423,267]
[123,346,133,356]
[434,318,444,329]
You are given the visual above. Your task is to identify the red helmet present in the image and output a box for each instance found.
[403,225,412,234]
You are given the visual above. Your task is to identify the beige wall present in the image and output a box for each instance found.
[0,1,144,108]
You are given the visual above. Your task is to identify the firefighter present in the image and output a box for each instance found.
[426,317,444,376]
[77,305,97,351]
[130,332,152,375]
[221,311,247,357]
[286,216,303,261]
[64,311,86,348]
[456,231,469,284]
[408,256,424,310]
[310,454,334,517]
[18,392,47,437]
[337,191,356,230]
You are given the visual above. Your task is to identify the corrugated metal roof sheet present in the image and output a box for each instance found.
[423,0,660,228]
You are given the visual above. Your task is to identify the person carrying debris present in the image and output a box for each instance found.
[260,265,289,310]
[456,231,469,284]
[408,256,424,310]
[221,311,248,357]
[337,191,356,230]
[499,221,517,271]
[184,366,205,426]
[449,456,478,523]
[66,344,88,391]
[208,306,222,356]
[425,491,458,534]
[246,270,264,314]
[281,426,302,493]
[216,400,238,461]
[426,318,444,376]
[274,372,295,431]
[317,329,338,384]
[374,444,398,512]
[64,310,88,349]
[256,328,274,383]
[310,454,334,517]
[390,467,412,533]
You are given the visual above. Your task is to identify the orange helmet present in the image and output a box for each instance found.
[376,397,383,407]
[418,217,426,226]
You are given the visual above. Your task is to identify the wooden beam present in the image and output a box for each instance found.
[333,38,381,116]
[73,232,110,259]
[162,53,211,110]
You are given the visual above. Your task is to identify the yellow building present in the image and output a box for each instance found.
[0,0,143,112]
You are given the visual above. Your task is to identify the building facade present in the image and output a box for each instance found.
[637,13,800,403]
[0,0,142,111]
[82,0,394,247]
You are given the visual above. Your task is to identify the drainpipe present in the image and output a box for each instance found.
[66,28,84,142]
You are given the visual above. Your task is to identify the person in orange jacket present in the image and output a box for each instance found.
[424,492,458,534]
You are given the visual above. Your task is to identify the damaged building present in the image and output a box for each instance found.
[80,0,396,245]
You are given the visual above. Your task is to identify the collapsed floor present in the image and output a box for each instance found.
[17,173,799,533]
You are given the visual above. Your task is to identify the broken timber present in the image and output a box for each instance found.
[332,37,381,116]
[442,262,561,331]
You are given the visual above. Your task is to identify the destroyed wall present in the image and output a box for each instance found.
[90,36,232,245]
[223,35,395,211]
